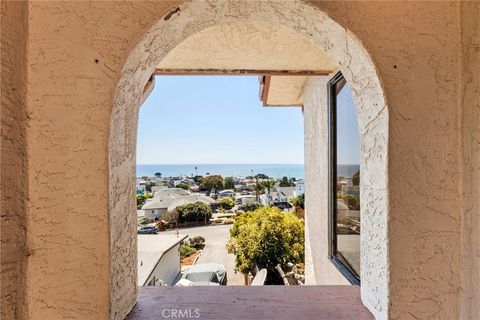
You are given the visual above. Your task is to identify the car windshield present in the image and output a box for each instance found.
[185,272,218,283]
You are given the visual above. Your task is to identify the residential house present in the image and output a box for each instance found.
[137,234,188,286]
[261,186,296,206]
[294,179,304,197]
[218,189,236,198]
[235,195,257,206]
[141,187,215,219]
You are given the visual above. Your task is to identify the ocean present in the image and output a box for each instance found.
[136,164,360,179]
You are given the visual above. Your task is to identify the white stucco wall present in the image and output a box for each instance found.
[303,76,351,286]
[145,244,181,286]
[11,1,472,319]
[144,208,167,220]
[109,3,389,317]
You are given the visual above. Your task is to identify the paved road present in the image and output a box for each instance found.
[163,225,245,285]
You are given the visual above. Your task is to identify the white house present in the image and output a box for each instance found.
[294,180,304,197]
[141,187,215,219]
[260,186,296,206]
[235,195,257,205]
[137,234,188,286]
[218,189,236,198]
[141,198,170,219]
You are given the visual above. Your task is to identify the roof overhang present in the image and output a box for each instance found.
[152,21,338,107]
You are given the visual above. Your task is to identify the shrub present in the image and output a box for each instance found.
[237,203,262,212]
[136,193,153,209]
[180,245,197,260]
[189,236,206,249]
[223,218,235,225]
[344,194,360,210]
[177,183,190,190]
[217,197,235,210]
[291,193,305,209]
[139,217,153,225]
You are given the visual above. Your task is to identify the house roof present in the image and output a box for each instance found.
[141,199,170,210]
[137,234,188,286]
[273,187,296,197]
[142,189,215,211]
[167,195,215,211]
[154,21,337,107]
[153,188,190,199]
[219,189,235,194]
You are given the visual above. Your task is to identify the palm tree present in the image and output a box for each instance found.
[252,181,265,203]
[263,179,275,194]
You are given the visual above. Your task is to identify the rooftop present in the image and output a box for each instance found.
[137,234,188,286]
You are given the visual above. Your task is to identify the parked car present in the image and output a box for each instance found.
[137,226,158,234]
[178,263,227,286]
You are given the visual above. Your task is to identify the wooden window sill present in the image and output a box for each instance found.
[127,285,373,320]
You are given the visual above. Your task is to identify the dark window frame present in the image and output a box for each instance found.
[327,71,361,285]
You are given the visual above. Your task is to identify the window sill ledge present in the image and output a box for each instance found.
[127,285,373,320]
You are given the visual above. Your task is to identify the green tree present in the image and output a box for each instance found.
[154,172,162,178]
[136,193,153,209]
[173,201,212,223]
[344,194,360,210]
[177,183,190,190]
[262,179,275,193]
[217,197,235,210]
[193,175,204,184]
[226,207,304,276]
[352,169,360,186]
[144,181,156,193]
[252,181,266,202]
[254,173,269,180]
[238,203,262,212]
[291,193,305,210]
[224,176,235,189]
[201,175,224,192]
[279,176,293,187]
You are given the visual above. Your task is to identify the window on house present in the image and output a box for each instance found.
[328,72,361,284]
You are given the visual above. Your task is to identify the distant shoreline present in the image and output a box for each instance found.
[137,163,359,179]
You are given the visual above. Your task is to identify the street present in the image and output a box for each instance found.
[163,224,245,285]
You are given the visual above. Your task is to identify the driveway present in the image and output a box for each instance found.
[163,224,245,285]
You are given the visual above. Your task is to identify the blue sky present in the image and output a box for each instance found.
[136,76,305,164]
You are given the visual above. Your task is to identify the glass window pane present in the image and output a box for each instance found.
[335,82,360,276]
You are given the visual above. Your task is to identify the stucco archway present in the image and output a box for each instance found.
[109,1,389,319]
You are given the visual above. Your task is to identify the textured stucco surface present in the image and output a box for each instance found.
[314,2,465,319]
[267,76,308,106]
[110,1,388,319]
[460,2,480,319]
[157,21,337,71]
[0,1,474,320]
[24,1,181,319]
[1,1,28,319]
[303,76,351,286]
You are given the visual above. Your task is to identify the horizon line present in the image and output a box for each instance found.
[137,163,305,165]
[136,163,360,165]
